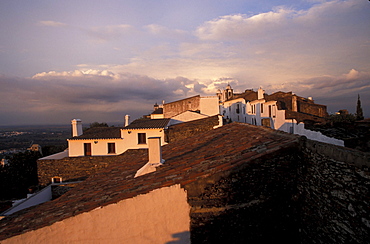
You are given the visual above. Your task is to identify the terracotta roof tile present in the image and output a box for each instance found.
[0,123,300,241]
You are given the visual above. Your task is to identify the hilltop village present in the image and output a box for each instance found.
[0,86,369,243]
[47,85,343,159]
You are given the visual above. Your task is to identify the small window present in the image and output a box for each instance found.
[52,177,62,184]
[269,105,272,117]
[138,133,146,144]
[84,143,92,156]
[108,143,115,154]
[261,104,264,114]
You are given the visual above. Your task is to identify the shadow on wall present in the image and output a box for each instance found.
[166,231,190,244]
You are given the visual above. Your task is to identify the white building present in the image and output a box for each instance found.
[218,85,344,146]
[67,119,171,157]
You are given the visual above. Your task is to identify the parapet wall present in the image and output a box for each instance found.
[298,138,370,243]
[185,137,370,243]
[37,150,146,186]
[163,95,200,118]
[38,156,110,186]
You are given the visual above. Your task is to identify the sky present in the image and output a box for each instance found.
[0,0,369,126]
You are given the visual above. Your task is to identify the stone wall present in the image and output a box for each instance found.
[297,138,370,243]
[185,146,302,243]
[37,151,145,186]
[184,137,370,243]
[299,101,327,118]
[165,115,220,143]
[163,95,200,118]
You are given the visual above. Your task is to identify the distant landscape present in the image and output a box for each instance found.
[0,125,71,157]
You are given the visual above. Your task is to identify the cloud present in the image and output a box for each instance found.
[85,24,134,42]
[145,24,188,40]
[0,70,217,125]
[38,20,67,27]
[1,66,369,125]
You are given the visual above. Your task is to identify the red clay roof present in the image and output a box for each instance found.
[0,123,300,241]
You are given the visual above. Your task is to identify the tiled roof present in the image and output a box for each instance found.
[123,118,171,130]
[233,90,258,101]
[151,108,163,114]
[69,127,123,140]
[0,123,300,241]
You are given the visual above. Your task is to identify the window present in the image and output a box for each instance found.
[236,104,240,114]
[108,143,115,154]
[261,104,264,114]
[51,177,62,184]
[84,143,92,156]
[269,105,272,117]
[138,133,146,144]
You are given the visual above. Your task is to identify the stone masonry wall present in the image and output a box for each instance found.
[37,151,145,186]
[38,156,110,186]
[184,137,370,243]
[165,115,220,143]
[163,95,200,118]
[185,146,302,243]
[298,138,370,243]
[298,101,327,118]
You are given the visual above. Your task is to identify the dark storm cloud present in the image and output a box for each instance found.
[0,71,207,125]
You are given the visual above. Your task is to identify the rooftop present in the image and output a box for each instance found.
[122,118,171,130]
[0,123,300,241]
[151,108,163,115]
[68,127,122,140]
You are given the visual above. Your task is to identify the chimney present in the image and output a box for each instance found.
[134,137,164,178]
[124,115,130,127]
[292,95,298,112]
[258,87,265,100]
[71,119,83,137]
[148,137,163,166]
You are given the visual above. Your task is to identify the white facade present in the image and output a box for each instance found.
[219,86,344,146]
[168,111,209,126]
[1,185,191,244]
[199,96,220,116]
[121,128,168,150]
[68,138,125,157]
[220,98,248,123]
[68,129,168,157]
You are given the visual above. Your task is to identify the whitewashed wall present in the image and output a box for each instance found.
[169,111,208,126]
[2,185,191,244]
[121,128,167,149]
[68,139,125,157]
[199,96,219,116]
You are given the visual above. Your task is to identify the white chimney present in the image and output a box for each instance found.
[258,87,265,100]
[134,137,164,178]
[124,115,130,127]
[71,119,83,137]
[148,137,164,166]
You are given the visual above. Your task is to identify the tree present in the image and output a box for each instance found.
[0,151,40,200]
[89,122,109,128]
[356,94,364,121]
